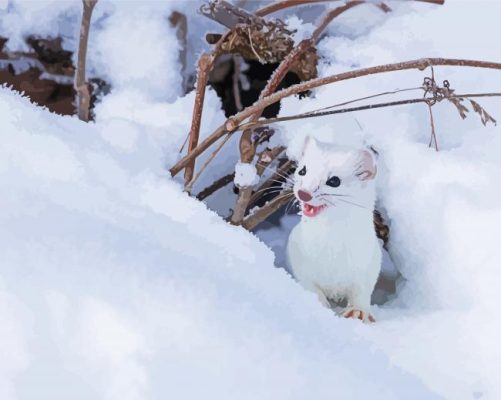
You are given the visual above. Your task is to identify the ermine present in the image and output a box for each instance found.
[286,136,381,323]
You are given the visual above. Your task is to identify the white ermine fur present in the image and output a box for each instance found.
[286,137,382,322]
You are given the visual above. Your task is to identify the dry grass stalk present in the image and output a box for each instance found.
[75,0,98,122]
[185,133,232,193]
[235,92,501,132]
[427,104,439,151]
[255,0,442,17]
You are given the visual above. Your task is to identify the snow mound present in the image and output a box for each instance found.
[275,1,501,398]
[0,88,436,399]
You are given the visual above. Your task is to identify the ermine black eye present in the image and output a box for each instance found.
[326,176,341,187]
[298,166,306,176]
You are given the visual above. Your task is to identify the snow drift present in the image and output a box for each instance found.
[0,87,435,399]
[1,0,501,399]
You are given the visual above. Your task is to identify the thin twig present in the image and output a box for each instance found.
[75,0,98,122]
[225,59,501,133]
[242,191,293,230]
[256,0,333,16]
[255,0,442,17]
[235,92,501,131]
[169,58,501,178]
[169,11,189,93]
[183,30,233,189]
[248,159,294,207]
[232,55,243,111]
[184,53,212,189]
[185,133,232,193]
[196,173,235,201]
[427,104,439,151]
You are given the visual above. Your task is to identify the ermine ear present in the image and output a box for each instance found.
[355,149,377,180]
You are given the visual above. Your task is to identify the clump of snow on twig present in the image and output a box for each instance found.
[234,161,260,187]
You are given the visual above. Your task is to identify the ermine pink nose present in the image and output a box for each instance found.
[298,190,312,202]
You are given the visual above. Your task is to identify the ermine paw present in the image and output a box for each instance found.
[343,308,375,323]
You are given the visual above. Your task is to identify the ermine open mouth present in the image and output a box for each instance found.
[302,203,326,217]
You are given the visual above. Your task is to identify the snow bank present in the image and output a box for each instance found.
[275,1,501,398]
[2,0,501,398]
[0,87,436,399]
[0,0,196,101]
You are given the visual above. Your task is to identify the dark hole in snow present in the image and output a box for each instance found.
[207,55,303,118]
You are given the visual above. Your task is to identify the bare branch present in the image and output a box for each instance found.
[169,57,501,178]
[377,3,392,13]
[232,55,243,111]
[236,92,501,131]
[196,173,235,201]
[256,0,334,16]
[225,58,501,133]
[182,28,234,189]
[75,0,98,122]
[427,104,439,151]
[242,191,293,230]
[256,0,443,17]
[311,1,365,42]
[185,133,232,193]
[184,53,212,188]
[231,187,254,223]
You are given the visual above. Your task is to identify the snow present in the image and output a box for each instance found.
[234,161,259,187]
[273,1,501,398]
[285,15,315,44]
[87,3,181,101]
[1,0,501,399]
[0,87,436,399]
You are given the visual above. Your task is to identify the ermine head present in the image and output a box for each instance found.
[293,136,377,218]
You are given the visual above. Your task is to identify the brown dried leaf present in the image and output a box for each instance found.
[470,99,497,126]
[448,97,469,119]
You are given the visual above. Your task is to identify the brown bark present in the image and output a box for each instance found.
[196,173,235,201]
[75,0,98,122]
[242,191,293,230]
[184,53,212,188]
